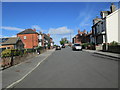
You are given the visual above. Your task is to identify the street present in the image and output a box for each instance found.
[10,47,118,88]
[1,2,119,89]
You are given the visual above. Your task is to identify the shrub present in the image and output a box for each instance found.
[36,46,44,50]
[1,49,12,57]
[1,49,25,57]
[109,41,118,46]
[26,49,35,53]
[48,43,50,47]
[82,43,92,49]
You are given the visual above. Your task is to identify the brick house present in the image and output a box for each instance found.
[86,30,92,43]
[17,29,39,49]
[72,30,87,44]
[72,29,93,45]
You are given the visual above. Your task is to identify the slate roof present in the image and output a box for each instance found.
[17,29,39,35]
[0,37,22,45]
[43,34,50,41]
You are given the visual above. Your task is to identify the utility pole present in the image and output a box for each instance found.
[70,32,71,43]
[70,32,72,46]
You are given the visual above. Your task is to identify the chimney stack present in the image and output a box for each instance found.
[47,33,50,37]
[39,31,42,34]
[110,3,116,13]
[33,28,36,32]
[78,29,81,34]
[83,29,86,34]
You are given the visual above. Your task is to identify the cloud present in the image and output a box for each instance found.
[31,25,47,33]
[0,35,17,38]
[79,7,95,30]
[49,27,74,45]
[51,33,76,45]
[11,35,17,37]
[76,3,93,21]
[79,16,91,27]
[31,25,42,30]
[62,33,76,39]
[1,26,24,31]
[48,26,73,35]
[0,35,3,38]
[76,4,94,30]
[62,34,76,41]
[0,35,10,38]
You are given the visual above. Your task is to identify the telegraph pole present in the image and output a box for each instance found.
[70,32,71,43]
[70,32,72,46]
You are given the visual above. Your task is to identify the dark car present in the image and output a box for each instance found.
[56,46,61,50]
[62,45,65,48]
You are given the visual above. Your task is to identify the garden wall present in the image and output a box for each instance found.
[102,45,120,54]
[1,49,45,69]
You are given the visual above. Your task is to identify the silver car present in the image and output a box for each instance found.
[72,43,82,51]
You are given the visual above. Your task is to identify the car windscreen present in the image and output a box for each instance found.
[74,44,80,46]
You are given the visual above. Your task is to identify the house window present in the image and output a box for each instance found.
[39,35,42,39]
[24,36,26,39]
[6,47,10,49]
[7,47,10,49]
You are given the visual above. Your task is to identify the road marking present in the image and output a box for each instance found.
[4,51,54,89]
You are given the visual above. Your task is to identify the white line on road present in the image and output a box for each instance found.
[4,52,53,89]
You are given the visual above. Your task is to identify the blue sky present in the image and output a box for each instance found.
[2,2,118,45]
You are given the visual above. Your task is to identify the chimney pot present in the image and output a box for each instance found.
[47,34,50,37]
[78,29,81,34]
[33,28,36,32]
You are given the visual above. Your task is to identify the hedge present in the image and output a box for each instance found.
[1,49,24,58]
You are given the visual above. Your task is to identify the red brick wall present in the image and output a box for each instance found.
[17,34,38,49]
[42,34,45,46]
[75,36,82,44]
[75,39,81,44]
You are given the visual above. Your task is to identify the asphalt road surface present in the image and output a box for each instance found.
[13,47,118,88]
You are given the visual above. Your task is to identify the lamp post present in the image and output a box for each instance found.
[104,18,108,51]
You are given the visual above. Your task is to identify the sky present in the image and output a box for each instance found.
[1,2,119,45]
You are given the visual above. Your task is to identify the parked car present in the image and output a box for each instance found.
[72,43,82,51]
[62,45,65,48]
[56,46,61,50]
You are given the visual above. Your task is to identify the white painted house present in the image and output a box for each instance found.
[38,32,42,47]
[106,9,120,43]
[91,3,119,50]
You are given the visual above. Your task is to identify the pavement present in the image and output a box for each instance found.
[7,47,118,88]
[2,49,55,89]
[83,49,120,60]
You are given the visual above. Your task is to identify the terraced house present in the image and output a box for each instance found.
[38,32,54,49]
[72,29,92,44]
[92,3,119,50]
